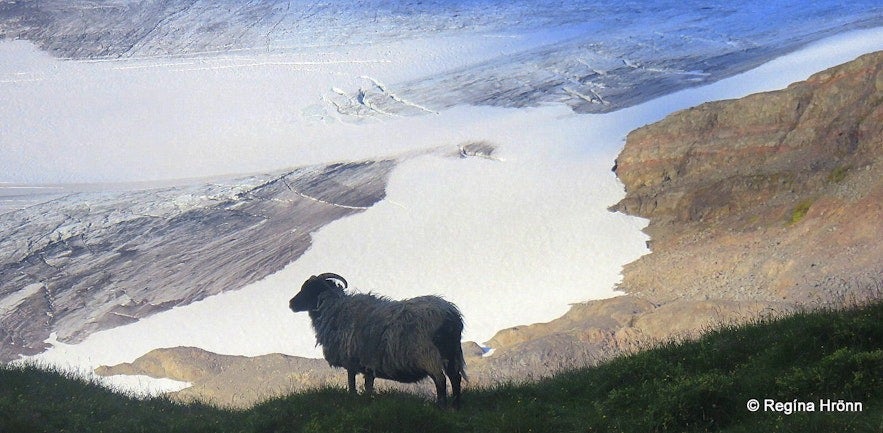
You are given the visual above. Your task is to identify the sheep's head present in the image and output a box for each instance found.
[289,273,348,312]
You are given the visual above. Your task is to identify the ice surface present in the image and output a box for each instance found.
[0,283,43,316]
[21,28,883,396]
[3,1,881,116]
[0,161,399,364]
[3,2,883,184]
[0,33,555,184]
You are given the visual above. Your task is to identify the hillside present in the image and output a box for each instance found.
[467,49,883,380]
[3,300,881,432]
[612,50,883,304]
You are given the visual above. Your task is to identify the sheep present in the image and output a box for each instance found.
[289,272,466,408]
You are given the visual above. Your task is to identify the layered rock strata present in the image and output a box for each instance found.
[612,50,883,304]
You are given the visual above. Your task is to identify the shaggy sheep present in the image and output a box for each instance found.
[289,273,466,408]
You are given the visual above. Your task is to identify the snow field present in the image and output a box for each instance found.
[0,25,592,184]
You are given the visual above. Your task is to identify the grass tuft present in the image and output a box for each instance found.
[788,199,814,225]
[828,165,852,183]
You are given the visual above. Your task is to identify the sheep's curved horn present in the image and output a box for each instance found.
[316,272,347,288]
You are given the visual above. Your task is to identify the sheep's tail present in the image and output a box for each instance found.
[456,343,469,383]
[441,335,468,383]
[436,303,468,382]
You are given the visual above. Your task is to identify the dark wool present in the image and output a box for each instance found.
[290,274,466,408]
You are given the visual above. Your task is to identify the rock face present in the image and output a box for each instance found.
[611,50,883,304]
[0,160,396,361]
[474,51,883,384]
[483,50,883,378]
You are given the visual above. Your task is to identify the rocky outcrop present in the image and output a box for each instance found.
[476,50,883,383]
[611,50,883,304]
[97,347,342,408]
[99,345,481,408]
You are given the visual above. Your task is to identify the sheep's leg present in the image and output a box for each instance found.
[446,365,462,410]
[450,377,461,409]
[430,371,448,408]
[440,340,465,409]
[347,369,357,394]
[363,371,375,395]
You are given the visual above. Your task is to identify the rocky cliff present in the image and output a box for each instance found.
[470,50,883,382]
[96,52,883,407]
[611,50,882,304]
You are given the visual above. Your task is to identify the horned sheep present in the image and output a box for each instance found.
[289,273,466,408]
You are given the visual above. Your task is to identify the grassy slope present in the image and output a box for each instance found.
[1,302,881,433]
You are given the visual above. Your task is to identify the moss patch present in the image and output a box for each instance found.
[827,165,852,183]
[788,199,814,225]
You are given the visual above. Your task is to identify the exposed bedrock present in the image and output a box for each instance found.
[472,50,883,383]
[611,50,883,303]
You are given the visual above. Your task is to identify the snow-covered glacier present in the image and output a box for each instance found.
[0,161,397,359]
[2,1,882,121]
[1,0,882,392]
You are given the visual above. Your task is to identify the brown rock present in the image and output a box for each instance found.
[97,347,343,407]
[611,50,883,304]
[470,51,883,386]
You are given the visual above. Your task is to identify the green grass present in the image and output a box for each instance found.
[2,302,882,433]
[788,199,815,225]
[828,165,852,183]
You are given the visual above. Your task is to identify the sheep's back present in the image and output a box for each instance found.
[361,296,462,377]
[313,293,463,380]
